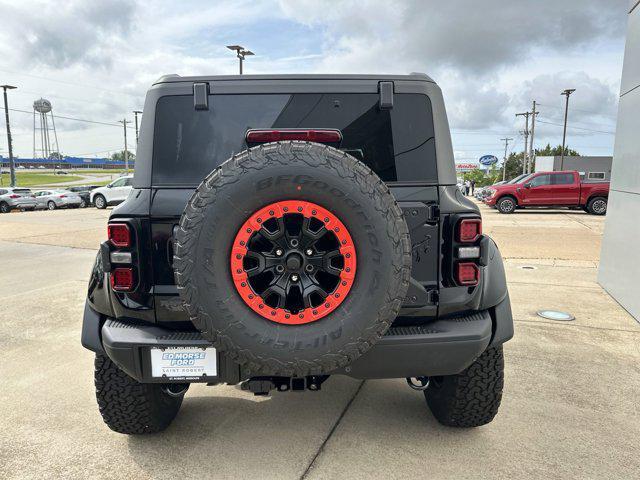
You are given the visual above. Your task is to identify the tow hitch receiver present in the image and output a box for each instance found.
[241,376,329,396]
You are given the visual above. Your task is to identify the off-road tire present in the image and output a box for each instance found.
[94,354,186,434]
[0,202,9,214]
[425,346,504,428]
[174,141,412,377]
[94,195,106,209]
[496,196,516,214]
[586,196,607,215]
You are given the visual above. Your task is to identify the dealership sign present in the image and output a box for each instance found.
[479,155,499,166]
[455,163,478,172]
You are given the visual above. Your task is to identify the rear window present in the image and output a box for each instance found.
[152,93,436,186]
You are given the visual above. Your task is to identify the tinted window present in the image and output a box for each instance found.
[152,93,436,186]
[530,174,551,187]
[588,172,605,180]
[551,173,574,185]
[123,177,134,186]
[0,189,6,195]
[111,178,127,187]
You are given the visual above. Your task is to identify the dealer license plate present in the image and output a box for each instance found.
[150,346,217,378]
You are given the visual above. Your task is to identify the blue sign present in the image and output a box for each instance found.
[479,155,499,166]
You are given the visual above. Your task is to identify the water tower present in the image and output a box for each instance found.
[33,98,60,159]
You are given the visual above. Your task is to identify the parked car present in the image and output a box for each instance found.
[0,187,37,213]
[54,170,68,175]
[89,175,133,209]
[82,73,513,435]
[484,170,610,214]
[34,189,83,210]
[67,185,100,208]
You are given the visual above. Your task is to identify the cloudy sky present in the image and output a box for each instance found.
[0,0,630,164]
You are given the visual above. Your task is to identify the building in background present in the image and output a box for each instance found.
[598,0,640,321]
[535,156,613,181]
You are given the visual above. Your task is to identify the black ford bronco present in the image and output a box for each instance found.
[81,73,513,434]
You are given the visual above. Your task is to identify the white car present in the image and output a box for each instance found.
[34,189,82,210]
[90,175,134,209]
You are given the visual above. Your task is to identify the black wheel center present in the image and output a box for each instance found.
[285,253,303,271]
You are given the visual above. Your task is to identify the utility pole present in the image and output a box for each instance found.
[133,110,142,145]
[1,84,17,187]
[226,45,255,74]
[560,88,576,170]
[515,111,531,175]
[500,137,513,181]
[528,101,539,174]
[119,119,130,172]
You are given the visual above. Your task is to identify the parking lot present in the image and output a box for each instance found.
[1,203,638,479]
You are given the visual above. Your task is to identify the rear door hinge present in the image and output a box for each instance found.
[193,82,209,110]
[426,204,440,223]
[378,81,394,109]
[428,289,439,305]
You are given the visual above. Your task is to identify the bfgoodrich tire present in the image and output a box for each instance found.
[425,346,504,428]
[174,141,412,377]
[94,354,186,434]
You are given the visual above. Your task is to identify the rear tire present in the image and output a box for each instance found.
[94,195,106,209]
[80,199,87,208]
[47,201,56,210]
[496,197,516,214]
[0,202,10,213]
[586,196,607,215]
[425,346,504,428]
[94,354,187,434]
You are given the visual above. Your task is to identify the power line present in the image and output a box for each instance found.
[0,105,134,129]
[536,119,615,135]
[536,102,617,119]
[0,67,139,97]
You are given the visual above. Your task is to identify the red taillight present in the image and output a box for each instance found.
[59,194,67,198]
[108,223,131,247]
[110,267,135,291]
[246,129,342,144]
[458,219,482,243]
[8,194,20,199]
[457,262,479,286]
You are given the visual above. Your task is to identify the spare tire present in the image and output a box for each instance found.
[174,141,411,376]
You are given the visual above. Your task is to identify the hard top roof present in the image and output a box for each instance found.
[153,72,435,85]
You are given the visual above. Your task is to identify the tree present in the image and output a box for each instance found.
[110,150,136,162]
[535,143,580,157]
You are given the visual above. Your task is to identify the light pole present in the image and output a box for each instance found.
[133,110,142,145]
[226,45,255,74]
[560,88,576,170]
[1,84,17,187]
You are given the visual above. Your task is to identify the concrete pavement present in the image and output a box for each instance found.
[0,202,638,479]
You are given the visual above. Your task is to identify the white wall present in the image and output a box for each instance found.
[598,2,640,320]
[534,156,554,172]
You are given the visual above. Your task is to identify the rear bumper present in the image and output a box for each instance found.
[82,298,513,383]
[10,199,37,209]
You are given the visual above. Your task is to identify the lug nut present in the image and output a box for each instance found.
[305,248,313,256]
[291,274,299,282]
[305,264,314,272]
[276,265,285,273]
[275,248,284,256]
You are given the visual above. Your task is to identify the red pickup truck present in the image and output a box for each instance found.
[484,171,609,215]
